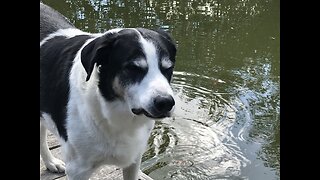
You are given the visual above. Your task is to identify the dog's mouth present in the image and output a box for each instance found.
[131,108,170,119]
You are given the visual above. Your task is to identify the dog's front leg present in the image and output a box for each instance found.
[123,154,142,180]
[40,121,66,173]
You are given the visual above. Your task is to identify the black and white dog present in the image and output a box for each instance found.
[40,3,176,180]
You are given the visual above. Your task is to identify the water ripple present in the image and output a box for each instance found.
[142,71,252,179]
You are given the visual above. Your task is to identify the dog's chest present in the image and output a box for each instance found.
[68,118,154,168]
[105,130,148,165]
[97,127,151,167]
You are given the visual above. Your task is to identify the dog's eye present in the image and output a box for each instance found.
[161,66,174,82]
[161,66,174,74]
[125,63,146,73]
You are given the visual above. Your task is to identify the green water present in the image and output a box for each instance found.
[42,0,280,179]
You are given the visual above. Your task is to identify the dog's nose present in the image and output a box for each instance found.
[154,95,175,114]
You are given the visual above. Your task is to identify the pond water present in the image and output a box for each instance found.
[42,0,280,179]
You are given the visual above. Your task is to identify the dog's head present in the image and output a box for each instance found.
[81,28,176,119]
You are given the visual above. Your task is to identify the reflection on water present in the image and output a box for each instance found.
[42,0,280,179]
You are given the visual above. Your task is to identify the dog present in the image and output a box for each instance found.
[40,2,176,180]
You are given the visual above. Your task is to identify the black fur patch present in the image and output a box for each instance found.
[81,29,147,101]
[40,35,91,141]
[99,30,147,100]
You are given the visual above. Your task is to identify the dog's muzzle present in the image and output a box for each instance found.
[132,95,175,119]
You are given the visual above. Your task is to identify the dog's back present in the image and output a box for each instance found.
[40,2,74,41]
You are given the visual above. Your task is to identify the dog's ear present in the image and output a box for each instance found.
[81,33,118,81]
[154,29,175,44]
[154,29,177,56]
